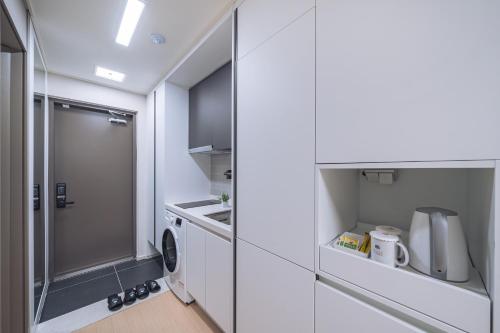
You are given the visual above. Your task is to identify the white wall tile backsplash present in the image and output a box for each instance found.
[210,154,232,197]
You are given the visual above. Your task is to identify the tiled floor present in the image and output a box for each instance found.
[36,278,169,333]
[41,255,164,323]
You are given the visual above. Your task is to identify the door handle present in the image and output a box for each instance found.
[34,184,41,211]
[56,183,75,208]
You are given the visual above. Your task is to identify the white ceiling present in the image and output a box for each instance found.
[30,0,234,95]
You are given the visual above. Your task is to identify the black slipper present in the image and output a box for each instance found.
[145,280,161,293]
[136,283,149,299]
[107,294,123,311]
[123,288,137,305]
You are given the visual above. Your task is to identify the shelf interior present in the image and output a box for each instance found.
[323,222,489,298]
[317,166,495,297]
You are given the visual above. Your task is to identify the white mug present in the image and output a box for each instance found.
[370,230,409,268]
[376,225,405,260]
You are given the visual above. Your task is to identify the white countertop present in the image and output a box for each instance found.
[165,201,232,239]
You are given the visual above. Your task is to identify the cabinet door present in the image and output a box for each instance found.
[316,0,500,163]
[211,63,232,151]
[189,62,232,151]
[237,240,315,333]
[186,222,206,306]
[189,82,213,149]
[237,0,314,59]
[237,9,315,270]
[316,281,423,333]
[206,233,232,332]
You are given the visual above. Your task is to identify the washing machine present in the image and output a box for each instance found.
[162,210,193,304]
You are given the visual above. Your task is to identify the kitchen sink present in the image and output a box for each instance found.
[204,211,231,225]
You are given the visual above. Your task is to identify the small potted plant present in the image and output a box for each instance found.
[220,193,230,208]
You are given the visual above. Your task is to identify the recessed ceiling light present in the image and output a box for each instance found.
[150,33,166,45]
[95,66,125,82]
[115,0,145,47]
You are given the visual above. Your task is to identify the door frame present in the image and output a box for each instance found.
[0,0,27,331]
[47,96,138,280]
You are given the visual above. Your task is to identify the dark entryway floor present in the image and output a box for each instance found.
[40,255,163,323]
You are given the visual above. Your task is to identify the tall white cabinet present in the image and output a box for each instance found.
[316,0,500,163]
[313,1,499,332]
[237,0,315,270]
[236,0,315,331]
[235,0,499,332]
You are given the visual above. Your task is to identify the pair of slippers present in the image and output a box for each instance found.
[107,280,161,311]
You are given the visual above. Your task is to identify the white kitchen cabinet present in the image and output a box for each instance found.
[237,0,314,60]
[316,0,500,163]
[316,281,424,333]
[186,221,233,332]
[186,222,206,307]
[236,240,315,333]
[237,9,315,270]
[206,232,232,333]
[315,162,495,333]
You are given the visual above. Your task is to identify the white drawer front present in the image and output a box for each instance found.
[316,281,423,333]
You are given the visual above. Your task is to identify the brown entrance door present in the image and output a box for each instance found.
[53,102,134,276]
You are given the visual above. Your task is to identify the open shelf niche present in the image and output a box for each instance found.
[315,160,497,333]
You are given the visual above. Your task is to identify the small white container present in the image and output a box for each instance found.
[370,230,409,268]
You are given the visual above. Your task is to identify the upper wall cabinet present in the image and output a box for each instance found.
[237,8,315,269]
[316,0,500,163]
[189,62,232,153]
[237,0,314,60]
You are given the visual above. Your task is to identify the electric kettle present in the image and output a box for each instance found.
[409,207,469,282]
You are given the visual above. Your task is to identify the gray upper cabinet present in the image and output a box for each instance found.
[189,62,232,152]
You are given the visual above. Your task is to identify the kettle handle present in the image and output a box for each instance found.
[429,212,448,279]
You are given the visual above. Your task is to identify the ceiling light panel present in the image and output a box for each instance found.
[115,0,145,47]
[95,66,126,82]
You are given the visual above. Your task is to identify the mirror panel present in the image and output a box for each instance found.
[33,35,47,320]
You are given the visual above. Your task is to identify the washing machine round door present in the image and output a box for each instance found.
[162,227,180,274]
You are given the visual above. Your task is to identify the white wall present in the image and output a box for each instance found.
[163,81,211,203]
[34,69,45,93]
[45,72,156,259]
[45,72,145,112]
[210,154,232,197]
